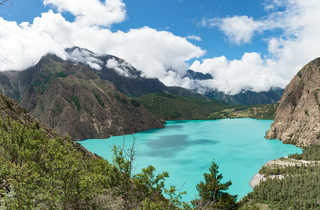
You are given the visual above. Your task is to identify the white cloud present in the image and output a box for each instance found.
[1,0,320,95]
[214,16,264,44]
[264,0,286,11]
[43,0,126,27]
[0,2,205,88]
[67,47,103,70]
[186,35,202,41]
[201,15,278,45]
[190,53,286,94]
[192,0,320,94]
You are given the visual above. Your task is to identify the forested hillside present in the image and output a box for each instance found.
[0,93,175,209]
[137,93,224,120]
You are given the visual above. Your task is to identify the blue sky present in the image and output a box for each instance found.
[0,0,319,94]
[119,0,274,60]
[1,0,270,60]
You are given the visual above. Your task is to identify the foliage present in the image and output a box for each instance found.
[71,95,81,111]
[0,114,183,209]
[289,145,320,160]
[242,146,320,209]
[130,99,141,107]
[137,93,224,120]
[209,104,278,120]
[192,161,238,210]
[93,92,105,108]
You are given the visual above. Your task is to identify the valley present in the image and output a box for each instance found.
[2,0,320,209]
[0,47,320,209]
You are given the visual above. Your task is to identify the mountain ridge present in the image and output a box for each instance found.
[0,47,284,139]
[0,53,164,140]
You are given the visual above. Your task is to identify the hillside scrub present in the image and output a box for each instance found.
[241,146,320,209]
[0,115,181,209]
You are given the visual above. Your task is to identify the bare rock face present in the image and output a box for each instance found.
[0,54,164,140]
[266,57,320,146]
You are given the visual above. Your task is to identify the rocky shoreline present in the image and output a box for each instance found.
[249,156,320,188]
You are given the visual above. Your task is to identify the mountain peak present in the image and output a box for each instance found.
[63,46,142,78]
[184,69,213,80]
[65,47,103,70]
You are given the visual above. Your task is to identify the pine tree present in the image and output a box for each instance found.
[193,161,238,209]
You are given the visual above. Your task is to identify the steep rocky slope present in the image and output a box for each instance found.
[266,57,320,146]
[0,53,163,140]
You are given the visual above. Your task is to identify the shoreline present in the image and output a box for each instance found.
[249,156,318,188]
[250,173,265,188]
[249,158,276,189]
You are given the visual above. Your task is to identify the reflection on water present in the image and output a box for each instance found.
[143,135,218,158]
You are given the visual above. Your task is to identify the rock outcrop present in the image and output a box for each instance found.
[266,57,320,146]
[0,53,164,140]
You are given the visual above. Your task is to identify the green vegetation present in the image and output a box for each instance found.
[0,94,240,209]
[209,104,278,120]
[93,92,105,108]
[241,146,320,209]
[192,162,238,209]
[71,95,81,111]
[289,145,320,160]
[0,115,239,209]
[137,93,224,120]
[114,93,129,105]
[29,64,68,95]
[0,116,182,209]
[130,99,141,107]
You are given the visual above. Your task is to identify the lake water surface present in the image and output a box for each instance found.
[80,119,302,201]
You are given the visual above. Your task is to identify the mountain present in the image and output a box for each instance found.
[0,47,283,139]
[266,57,320,146]
[0,47,223,139]
[182,69,283,105]
[67,47,169,96]
[0,51,163,140]
[241,57,320,209]
[137,93,224,120]
[0,93,178,209]
[183,69,213,80]
[205,88,283,105]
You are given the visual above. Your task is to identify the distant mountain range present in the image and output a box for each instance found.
[0,47,283,138]
[183,69,283,105]
[205,88,283,105]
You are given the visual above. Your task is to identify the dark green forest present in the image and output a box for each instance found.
[241,146,320,210]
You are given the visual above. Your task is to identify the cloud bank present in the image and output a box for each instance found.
[0,0,204,87]
[195,0,320,94]
[0,0,320,95]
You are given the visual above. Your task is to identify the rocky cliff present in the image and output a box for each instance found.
[266,57,320,146]
[0,53,163,140]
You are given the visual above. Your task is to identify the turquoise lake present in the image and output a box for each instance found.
[79,118,302,201]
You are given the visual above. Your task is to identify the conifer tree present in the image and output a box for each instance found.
[193,161,238,209]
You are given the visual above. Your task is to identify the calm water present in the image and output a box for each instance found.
[80,119,302,201]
